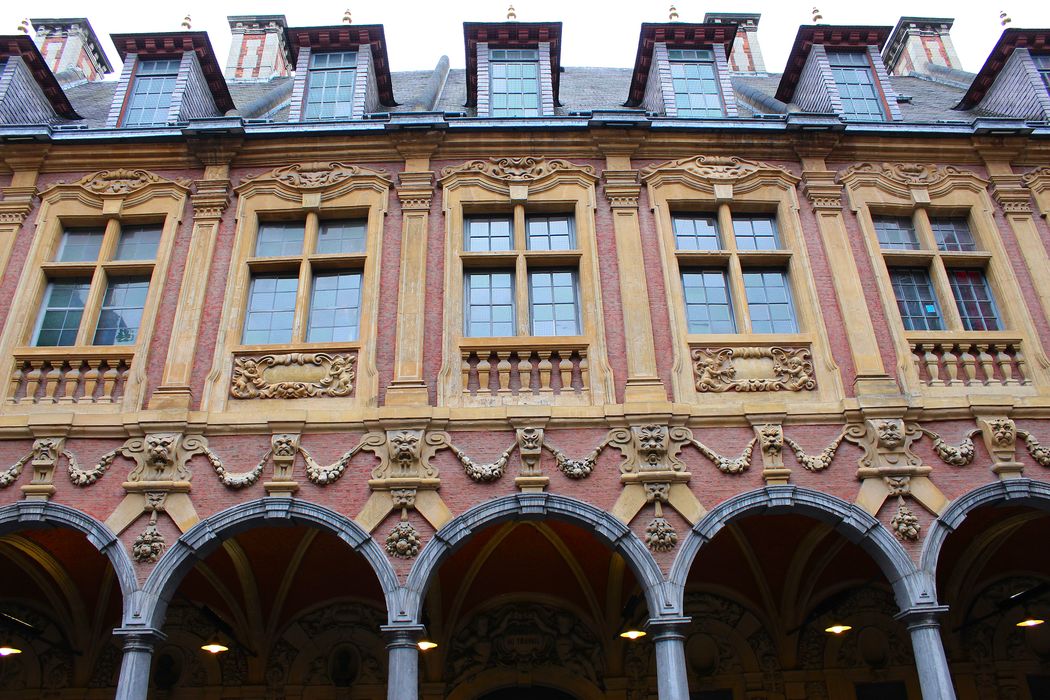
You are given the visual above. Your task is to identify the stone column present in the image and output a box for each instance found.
[113,626,165,700]
[382,623,425,700]
[648,616,690,700]
[895,607,957,700]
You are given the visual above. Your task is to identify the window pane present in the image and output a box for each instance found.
[526,215,575,251]
[670,57,724,118]
[732,216,779,251]
[34,279,91,346]
[56,228,104,262]
[114,225,162,260]
[874,216,920,250]
[529,270,580,336]
[682,270,735,333]
[889,268,943,331]
[465,217,513,252]
[305,53,357,120]
[93,277,150,345]
[307,272,362,342]
[931,218,976,252]
[465,272,515,336]
[489,56,541,117]
[673,215,721,250]
[243,274,298,344]
[317,219,367,255]
[743,270,798,333]
[949,269,1001,331]
[255,222,305,257]
[826,51,885,121]
[123,60,179,127]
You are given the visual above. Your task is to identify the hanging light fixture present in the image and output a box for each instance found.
[824,623,852,635]
[1016,607,1045,628]
[200,633,229,654]
[619,629,647,640]
[417,639,438,651]
[0,641,22,657]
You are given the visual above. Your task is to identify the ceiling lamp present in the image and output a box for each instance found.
[417,640,438,651]
[620,629,647,640]
[824,624,852,635]
[0,643,22,657]
[200,634,229,654]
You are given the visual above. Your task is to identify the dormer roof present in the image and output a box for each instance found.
[463,21,562,108]
[956,28,1050,110]
[0,34,81,118]
[626,23,738,107]
[285,24,396,107]
[775,25,892,103]
[110,31,235,113]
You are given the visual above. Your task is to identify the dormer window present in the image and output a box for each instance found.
[123,58,180,127]
[489,48,540,116]
[1033,53,1050,89]
[305,51,357,120]
[668,49,724,117]
[826,51,886,121]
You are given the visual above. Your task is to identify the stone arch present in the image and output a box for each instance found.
[668,485,929,612]
[402,493,670,623]
[0,500,138,618]
[920,478,1050,581]
[138,498,399,630]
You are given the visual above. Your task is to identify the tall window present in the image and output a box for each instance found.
[668,49,724,118]
[489,48,540,117]
[874,213,1001,332]
[462,213,580,337]
[33,223,162,346]
[123,58,180,127]
[243,218,366,345]
[304,51,357,120]
[675,212,798,334]
[1032,54,1050,89]
[826,50,886,121]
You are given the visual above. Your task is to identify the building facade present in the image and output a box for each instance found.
[0,11,1048,700]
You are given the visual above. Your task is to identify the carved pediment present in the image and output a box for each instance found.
[837,163,986,199]
[640,155,799,193]
[238,162,391,193]
[1022,166,1050,193]
[46,169,191,197]
[440,157,596,183]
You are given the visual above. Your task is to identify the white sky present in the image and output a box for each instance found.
[6,1,1050,76]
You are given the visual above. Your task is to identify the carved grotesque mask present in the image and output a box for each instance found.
[518,428,542,451]
[759,425,782,455]
[146,435,177,468]
[391,431,421,465]
[635,425,668,466]
[874,421,904,451]
[272,435,297,457]
[989,419,1016,448]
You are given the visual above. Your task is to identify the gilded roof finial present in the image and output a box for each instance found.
[17,18,29,34]
[669,5,679,21]
[1000,10,1011,26]
[181,13,192,30]
[812,7,823,23]
[343,9,352,24]
[507,5,517,21]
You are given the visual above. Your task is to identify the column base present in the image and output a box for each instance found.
[147,385,193,410]
[853,374,903,399]
[623,378,668,403]
[384,382,431,407]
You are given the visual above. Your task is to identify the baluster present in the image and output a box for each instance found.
[496,352,512,394]
[22,364,42,404]
[941,345,959,385]
[538,353,553,393]
[8,363,23,404]
[41,363,62,403]
[578,352,589,392]
[59,361,81,403]
[476,353,492,395]
[461,354,473,394]
[558,353,572,394]
[996,345,1018,385]
[510,353,528,395]
[959,345,977,385]
[910,344,924,382]
[976,344,996,385]
[1014,345,1030,385]
[98,363,119,403]
[923,344,942,386]
[81,360,100,402]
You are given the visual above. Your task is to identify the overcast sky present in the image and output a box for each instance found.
[6,1,1050,76]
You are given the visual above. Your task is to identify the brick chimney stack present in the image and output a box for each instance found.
[704,13,766,73]
[883,17,963,76]
[31,17,112,82]
[225,15,293,81]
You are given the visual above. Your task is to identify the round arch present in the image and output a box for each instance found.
[139,498,399,629]
[921,478,1050,580]
[668,485,928,612]
[448,670,602,700]
[403,493,670,623]
[0,500,138,618]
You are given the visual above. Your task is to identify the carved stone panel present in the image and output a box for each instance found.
[230,352,356,399]
[691,346,815,393]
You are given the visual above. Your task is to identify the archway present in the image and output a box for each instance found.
[478,687,577,700]
[408,494,663,699]
[924,480,1050,699]
[0,504,130,695]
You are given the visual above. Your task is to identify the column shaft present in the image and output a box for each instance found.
[897,608,957,700]
[648,616,690,700]
[113,627,165,700]
[382,623,424,700]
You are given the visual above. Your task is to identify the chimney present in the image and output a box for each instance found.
[225,15,293,81]
[883,17,962,76]
[31,17,113,82]
[703,13,765,73]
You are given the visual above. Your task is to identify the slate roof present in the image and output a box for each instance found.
[57,61,982,129]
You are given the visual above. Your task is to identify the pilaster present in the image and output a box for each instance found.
[0,145,48,281]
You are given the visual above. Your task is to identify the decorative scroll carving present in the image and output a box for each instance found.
[689,436,757,475]
[267,162,389,189]
[645,517,678,552]
[640,155,797,184]
[783,431,845,472]
[230,352,356,399]
[845,419,923,473]
[1022,166,1050,188]
[919,427,977,467]
[890,498,921,541]
[691,346,816,393]
[385,521,421,559]
[440,157,595,182]
[123,433,209,483]
[838,163,969,188]
[132,493,167,563]
[609,425,693,474]
[447,441,513,483]
[72,169,190,195]
[1017,429,1050,467]
[366,430,449,482]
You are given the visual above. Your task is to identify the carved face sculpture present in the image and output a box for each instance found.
[33,438,58,463]
[635,425,668,466]
[390,431,421,466]
[874,421,904,451]
[272,435,297,457]
[759,425,782,456]
[146,434,177,468]
[989,419,1016,448]
[518,428,542,452]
